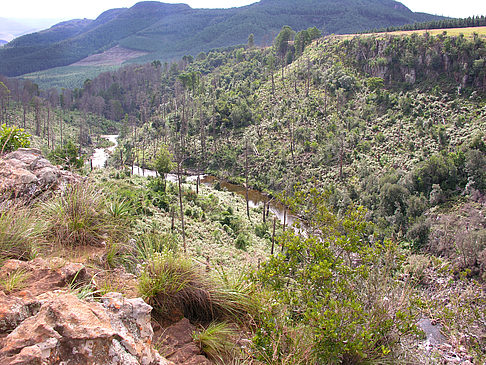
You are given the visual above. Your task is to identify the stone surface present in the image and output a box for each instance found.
[0,258,88,298]
[0,293,172,365]
[155,318,211,365]
[0,259,176,364]
[0,148,81,202]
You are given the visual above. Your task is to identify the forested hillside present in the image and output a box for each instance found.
[0,0,444,76]
[0,27,485,364]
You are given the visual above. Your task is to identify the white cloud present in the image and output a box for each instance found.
[0,0,483,22]
[400,0,485,18]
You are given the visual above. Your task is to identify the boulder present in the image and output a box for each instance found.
[0,148,81,202]
[0,293,172,365]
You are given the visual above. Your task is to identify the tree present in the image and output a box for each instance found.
[154,145,174,192]
[274,26,295,83]
[248,33,255,48]
[0,82,10,124]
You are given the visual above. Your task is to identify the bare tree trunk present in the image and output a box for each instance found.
[22,105,26,129]
[271,71,275,97]
[306,57,311,97]
[271,217,276,255]
[142,138,145,176]
[262,201,266,223]
[339,136,344,180]
[245,140,250,220]
[46,107,50,148]
[59,114,63,147]
[290,119,295,164]
[177,161,187,253]
[283,210,287,232]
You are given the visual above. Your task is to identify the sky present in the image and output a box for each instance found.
[0,0,484,23]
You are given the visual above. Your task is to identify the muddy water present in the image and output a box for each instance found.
[92,135,296,227]
[200,176,296,227]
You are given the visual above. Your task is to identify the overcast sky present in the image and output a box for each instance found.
[1,0,484,22]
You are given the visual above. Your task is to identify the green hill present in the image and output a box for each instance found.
[0,0,444,77]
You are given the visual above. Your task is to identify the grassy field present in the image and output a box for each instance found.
[339,26,486,39]
[20,65,119,90]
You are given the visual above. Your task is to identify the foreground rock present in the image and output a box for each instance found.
[0,259,173,365]
[0,293,171,365]
[154,318,211,365]
[0,148,81,202]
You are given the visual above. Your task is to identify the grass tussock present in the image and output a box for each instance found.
[42,182,110,246]
[0,268,30,293]
[138,251,257,323]
[193,321,238,362]
[0,204,45,262]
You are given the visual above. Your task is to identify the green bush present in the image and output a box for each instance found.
[254,222,269,239]
[256,188,417,363]
[235,232,250,250]
[0,124,30,153]
[47,140,84,170]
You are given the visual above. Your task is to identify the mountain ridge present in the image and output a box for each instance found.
[0,0,445,77]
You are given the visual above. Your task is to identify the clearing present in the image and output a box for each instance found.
[71,45,148,66]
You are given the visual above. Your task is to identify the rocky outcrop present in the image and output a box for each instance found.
[0,259,173,365]
[0,148,81,202]
[0,293,171,365]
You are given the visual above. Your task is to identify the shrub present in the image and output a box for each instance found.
[47,140,84,170]
[0,124,30,154]
[254,222,269,239]
[257,187,417,363]
[235,232,250,250]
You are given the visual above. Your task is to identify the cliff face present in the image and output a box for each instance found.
[343,34,486,92]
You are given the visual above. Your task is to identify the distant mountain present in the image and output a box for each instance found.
[0,40,7,47]
[0,17,63,42]
[0,0,445,77]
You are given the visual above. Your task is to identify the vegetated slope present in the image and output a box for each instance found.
[95,31,484,361]
[0,0,444,77]
[79,29,485,273]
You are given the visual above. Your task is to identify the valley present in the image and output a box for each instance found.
[0,3,485,364]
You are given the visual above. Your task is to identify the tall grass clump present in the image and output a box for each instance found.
[193,321,238,362]
[135,231,178,263]
[138,251,256,323]
[0,205,45,262]
[43,182,109,246]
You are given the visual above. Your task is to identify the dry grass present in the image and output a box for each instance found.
[337,26,486,40]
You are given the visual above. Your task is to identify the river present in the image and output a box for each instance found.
[91,135,295,227]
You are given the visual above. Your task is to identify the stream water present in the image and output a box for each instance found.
[91,135,295,226]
